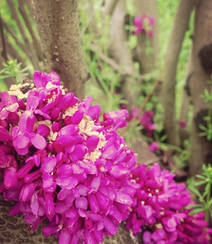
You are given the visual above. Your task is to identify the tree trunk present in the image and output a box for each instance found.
[32,0,88,99]
[110,0,138,110]
[0,1,88,243]
[179,49,192,144]
[133,0,159,74]
[102,0,119,17]
[161,0,194,147]
[189,0,212,176]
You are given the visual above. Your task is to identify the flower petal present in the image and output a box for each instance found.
[104,217,117,235]
[0,126,12,142]
[30,133,46,150]
[59,228,71,244]
[4,167,18,189]
[13,134,30,150]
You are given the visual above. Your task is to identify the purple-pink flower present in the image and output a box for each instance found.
[133,15,155,38]
[140,110,156,137]
[179,120,187,128]
[0,71,138,244]
[0,71,211,244]
[148,141,160,152]
[126,163,212,244]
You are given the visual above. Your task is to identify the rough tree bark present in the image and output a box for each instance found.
[189,0,212,176]
[32,0,88,99]
[161,0,194,147]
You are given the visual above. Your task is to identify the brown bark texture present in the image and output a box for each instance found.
[189,0,212,176]
[161,0,194,147]
[32,0,88,99]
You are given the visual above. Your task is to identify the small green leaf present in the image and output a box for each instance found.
[199,124,207,131]
[195,180,207,186]
[185,204,203,209]
[205,183,211,194]
[196,175,206,180]
[189,187,202,199]
[188,208,205,215]
[199,132,207,137]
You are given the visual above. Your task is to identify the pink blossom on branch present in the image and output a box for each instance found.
[126,164,212,244]
[0,71,211,244]
[179,120,187,128]
[148,141,160,152]
[133,15,155,38]
[0,71,138,244]
[140,110,156,137]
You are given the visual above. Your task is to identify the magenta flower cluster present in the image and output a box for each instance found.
[127,109,159,152]
[140,110,156,137]
[126,163,212,244]
[0,71,138,244]
[133,15,155,38]
[0,71,211,244]
[140,111,161,152]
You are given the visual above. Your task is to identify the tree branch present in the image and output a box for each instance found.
[179,48,192,143]
[18,0,44,62]
[0,15,8,61]
[110,0,139,110]
[81,0,99,36]
[133,0,159,74]
[7,0,30,48]
[102,0,119,17]
[90,44,154,81]
[2,19,40,70]
[161,0,194,146]
[189,0,212,176]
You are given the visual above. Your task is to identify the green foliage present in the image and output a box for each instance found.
[187,164,212,221]
[0,79,8,92]
[85,50,126,112]
[199,121,212,141]
[124,120,143,144]
[1,0,198,174]
[199,82,212,141]
[0,59,29,84]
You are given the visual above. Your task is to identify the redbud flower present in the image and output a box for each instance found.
[148,141,160,152]
[133,15,155,38]
[0,71,211,244]
[127,164,212,244]
[140,110,156,137]
[179,120,187,128]
[0,71,138,244]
